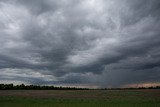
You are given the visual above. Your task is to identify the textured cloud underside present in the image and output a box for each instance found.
[0,0,160,87]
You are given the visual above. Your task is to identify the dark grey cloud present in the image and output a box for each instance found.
[0,0,160,88]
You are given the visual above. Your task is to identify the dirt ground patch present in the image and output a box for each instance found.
[0,89,159,100]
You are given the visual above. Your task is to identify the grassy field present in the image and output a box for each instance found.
[0,89,160,107]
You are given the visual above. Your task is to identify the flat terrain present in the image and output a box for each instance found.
[0,89,160,107]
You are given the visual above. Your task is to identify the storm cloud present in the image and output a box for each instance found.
[0,0,160,88]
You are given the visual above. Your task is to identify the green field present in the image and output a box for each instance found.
[0,89,160,107]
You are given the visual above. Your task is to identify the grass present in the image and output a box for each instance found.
[0,89,160,107]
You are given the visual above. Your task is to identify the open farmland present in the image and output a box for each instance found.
[0,89,160,107]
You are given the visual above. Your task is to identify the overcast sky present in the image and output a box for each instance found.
[0,0,160,88]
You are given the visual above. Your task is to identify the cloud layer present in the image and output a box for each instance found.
[0,0,160,88]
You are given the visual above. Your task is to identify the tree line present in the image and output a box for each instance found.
[0,84,160,90]
[0,84,89,90]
